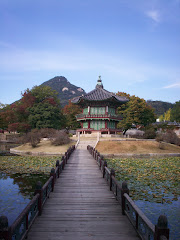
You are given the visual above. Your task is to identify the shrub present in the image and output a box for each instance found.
[51,130,70,146]
[23,129,41,148]
[156,130,180,146]
[158,142,166,150]
[144,128,156,139]
[156,134,163,143]
[39,128,56,138]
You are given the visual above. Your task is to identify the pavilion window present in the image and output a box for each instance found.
[83,108,88,114]
[83,122,88,128]
[107,121,115,129]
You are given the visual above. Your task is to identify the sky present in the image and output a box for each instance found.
[0,0,180,105]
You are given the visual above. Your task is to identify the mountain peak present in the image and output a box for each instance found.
[41,76,86,107]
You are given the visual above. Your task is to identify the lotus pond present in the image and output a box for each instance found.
[0,155,60,225]
[106,157,180,240]
[0,156,179,239]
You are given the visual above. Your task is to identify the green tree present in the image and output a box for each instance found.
[28,101,65,129]
[170,101,180,122]
[116,92,156,132]
[28,85,65,129]
[31,85,59,104]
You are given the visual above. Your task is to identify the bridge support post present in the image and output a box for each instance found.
[50,168,56,192]
[35,181,43,215]
[0,216,11,240]
[121,181,129,215]
[99,155,103,168]
[62,156,65,170]
[110,168,115,191]
[103,161,107,178]
[56,160,60,178]
[154,215,169,240]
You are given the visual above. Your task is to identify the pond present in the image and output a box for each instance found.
[105,157,180,239]
[135,198,180,240]
[0,142,19,156]
[0,172,49,225]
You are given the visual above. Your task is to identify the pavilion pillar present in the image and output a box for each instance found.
[88,120,90,128]
[106,106,108,114]
[105,120,107,129]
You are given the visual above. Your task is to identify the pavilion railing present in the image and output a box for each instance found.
[76,113,123,121]
[87,145,170,240]
[0,145,75,240]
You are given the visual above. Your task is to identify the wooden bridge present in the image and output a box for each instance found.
[28,141,140,239]
[0,140,169,240]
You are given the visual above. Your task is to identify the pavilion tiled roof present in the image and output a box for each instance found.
[71,79,128,104]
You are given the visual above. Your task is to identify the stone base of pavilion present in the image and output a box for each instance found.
[76,128,122,137]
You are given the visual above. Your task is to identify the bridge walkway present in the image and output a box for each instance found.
[28,141,140,240]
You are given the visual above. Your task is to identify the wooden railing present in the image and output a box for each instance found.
[0,145,75,240]
[87,145,170,240]
[76,113,123,121]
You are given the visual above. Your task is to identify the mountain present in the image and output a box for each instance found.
[41,76,86,107]
[41,76,175,114]
[147,100,174,117]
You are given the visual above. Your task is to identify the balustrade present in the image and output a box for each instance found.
[87,144,170,240]
[0,145,75,240]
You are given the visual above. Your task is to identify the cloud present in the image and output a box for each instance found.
[163,82,180,89]
[146,10,160,23]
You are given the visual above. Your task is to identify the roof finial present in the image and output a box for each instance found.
[96,75,103,89]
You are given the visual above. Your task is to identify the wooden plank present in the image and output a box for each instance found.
[27,141,140,240]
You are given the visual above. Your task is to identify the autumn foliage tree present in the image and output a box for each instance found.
[0,86,65,132]
[63,100,82,129]
[116,92,156,132]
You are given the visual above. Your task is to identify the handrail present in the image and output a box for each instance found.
[76,113,123,120]
[10,194,40,240]
[0,145,76,240]
[87,145,170,240]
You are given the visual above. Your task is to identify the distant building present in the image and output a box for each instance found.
[71,76,128,134]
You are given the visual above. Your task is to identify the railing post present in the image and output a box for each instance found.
[65,152,68,163]
[100,155,104,168]
[0,216,10,240]
[50,168,56,191]
[34,181,43,215]
[56,160,60,178]
[110,168,115,191]
[103,161,107,178]
[95,150,98,161]
[121,181,129,215]
[93,148,95,158]
[154,215,169,240]
[62,156,65,169]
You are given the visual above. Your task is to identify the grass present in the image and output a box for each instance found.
[106,157,180,203]
[96,140,180,154]
[12,139,76,155]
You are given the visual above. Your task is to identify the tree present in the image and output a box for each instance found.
[116,92,156,132]
[158,108,172,122]
[63,101,82,129]
[8,122,31,133]
[170,101,180,122]
[0,85,66,132]
[31,85,60,104]
[28,101,65,129]
[28,85,65,129]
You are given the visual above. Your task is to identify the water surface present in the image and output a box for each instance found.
[0,172,49,225]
